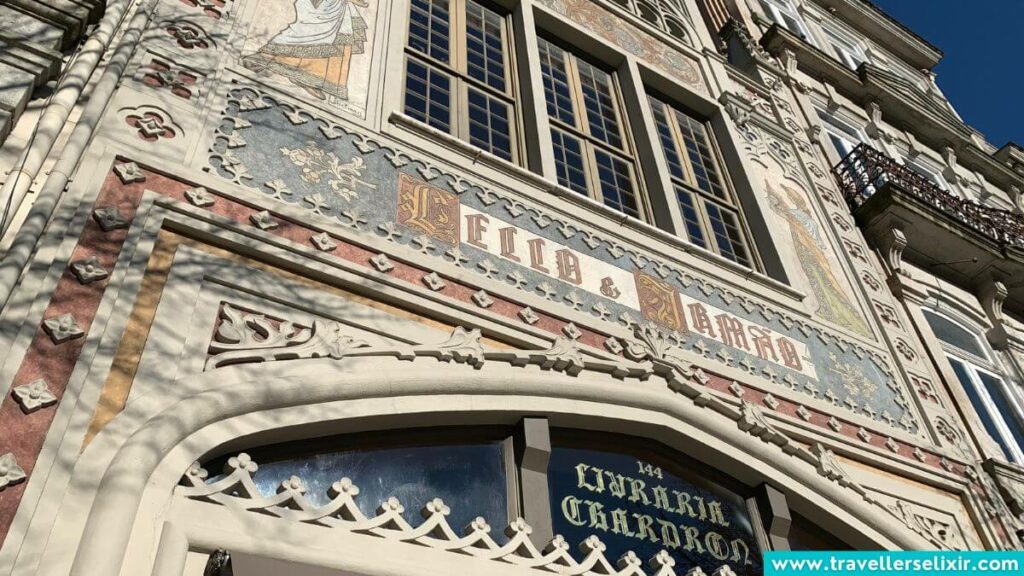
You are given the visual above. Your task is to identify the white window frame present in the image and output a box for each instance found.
[759,0,812,41]
[925,309,1024,464]
[945,355,1024,463]
[816,108,867,161]
[820,24,867,71]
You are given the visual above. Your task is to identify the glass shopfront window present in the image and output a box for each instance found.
[201,423,851,576]
[202,428,509,533]
[547,432,762,576]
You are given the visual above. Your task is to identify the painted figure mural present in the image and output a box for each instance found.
[242,0,374,115]
[766,179,870,336]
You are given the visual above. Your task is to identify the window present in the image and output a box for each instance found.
[537,37,644,219]
[649,94,754,267]
[923,309,1024,463]
[404,0,516,162]
[816,110,865,160]
[759,0,811,40]
[822,26,866,71]
[203,427,511,532]
[902,153,952,192]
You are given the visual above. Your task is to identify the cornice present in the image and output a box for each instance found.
[808,0,942,71]
[760,25,1024,196]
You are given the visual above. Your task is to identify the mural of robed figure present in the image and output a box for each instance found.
[243,0,369,103]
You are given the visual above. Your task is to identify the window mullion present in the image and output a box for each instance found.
[566,56,586,134]
[668,110,697,189]
[695,194,722,258]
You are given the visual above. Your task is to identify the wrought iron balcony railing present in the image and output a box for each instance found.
[832,144,1024,250]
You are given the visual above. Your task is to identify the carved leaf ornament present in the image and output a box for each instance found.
[199,315,955,549]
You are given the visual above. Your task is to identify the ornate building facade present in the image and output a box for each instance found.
[0,0,1022,574]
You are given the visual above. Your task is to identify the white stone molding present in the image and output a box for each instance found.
[53,334,938,576]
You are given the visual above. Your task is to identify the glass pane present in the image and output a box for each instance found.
[977,371,1024,461]
[408,0,451,63]
[537,38,575,125]
[404,59,452,132]
[674,186,707,248]
[650,98,687,181]
[551,128,588,194]
[548,441,761,576]
[205,435,508,537]
[467,88,513,161]
[595,150,640,218]
[704,201,751,267]
[674,108,727,200]
[922,310,987,359]
[466,0,506,91]
[576,59,623,149]
[948,357,1011,460]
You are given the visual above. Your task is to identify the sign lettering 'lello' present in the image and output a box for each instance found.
[396,176,814,378]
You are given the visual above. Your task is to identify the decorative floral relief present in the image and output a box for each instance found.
[280,141,375,201]
[534,0,703,92]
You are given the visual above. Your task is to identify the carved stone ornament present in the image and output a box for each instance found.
[0,453,26,491]
[421,271,446,291]
[518,307,539,325]
[184,186,215,207]
[977,279,1009,351]
[70,256,108,284]
[369,253,394,272]
[811,443,853,487]
[113,161,146,184]
[178,452,736,576]
[472,290,494,309]
[92,207,130,231]
[310,231,338,252]
[562,322,582,340]
[12,379,58,413]
[872,226,907,277]
[249,210,279,231]
[737,401,794,452]
[43,313,85,344]
[864,101,893,144]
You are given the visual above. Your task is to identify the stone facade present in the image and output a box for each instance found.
[0,0,1020,574]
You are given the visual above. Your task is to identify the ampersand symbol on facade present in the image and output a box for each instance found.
[600,277,620,299]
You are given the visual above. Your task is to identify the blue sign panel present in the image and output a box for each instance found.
[549,445,761,576]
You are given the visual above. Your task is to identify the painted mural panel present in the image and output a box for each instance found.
[766,179,869,336]
[737,123,870,339]
[207,87,917,433]
[536,0,705,94]
[239,0,377,118]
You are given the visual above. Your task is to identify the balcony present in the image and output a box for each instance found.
[833,144,1024,315]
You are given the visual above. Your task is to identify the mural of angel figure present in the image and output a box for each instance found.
[242,0,369,104]
[766,179,870,336]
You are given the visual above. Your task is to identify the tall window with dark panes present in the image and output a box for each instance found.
[537,37,643,220]
[648,95,754,267]
[404,0,516,162]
